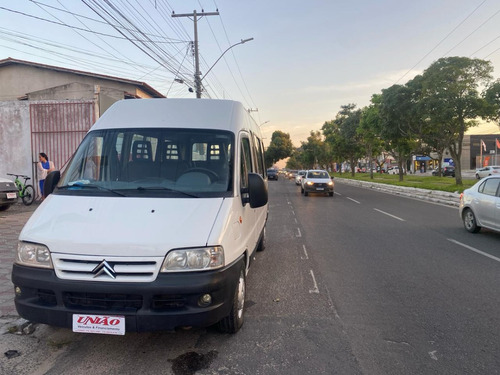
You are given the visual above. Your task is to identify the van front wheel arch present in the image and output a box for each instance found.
[217,263,246,333]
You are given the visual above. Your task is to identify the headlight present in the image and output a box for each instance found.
[161,246,224,272]
[328,181,334,186]
[306,181,314,186]
[16,242,53,269]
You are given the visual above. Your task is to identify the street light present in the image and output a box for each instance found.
[199,38,254,93]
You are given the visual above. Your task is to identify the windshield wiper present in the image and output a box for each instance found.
[136,186,200,198]
[58,182,127,197]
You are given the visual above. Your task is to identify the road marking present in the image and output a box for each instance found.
[347,197,360,204]
[291,210,295,216]
[374,208,405,222]
[296,228,302,237]
[294,218,298,224]
[301,244,309,260]
[309,270,319,294]
[447,238,500,262]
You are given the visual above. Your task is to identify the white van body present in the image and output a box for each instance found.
[12,99,268,334]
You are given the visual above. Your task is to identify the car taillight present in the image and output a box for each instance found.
[459,193,464,201]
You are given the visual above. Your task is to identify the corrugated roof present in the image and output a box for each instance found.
[0,57,166,98]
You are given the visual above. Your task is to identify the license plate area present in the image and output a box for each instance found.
[6,193,16,199]
[73,314,125,335]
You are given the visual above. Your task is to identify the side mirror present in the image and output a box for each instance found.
[43,170,60,197]
[243,173,268,208]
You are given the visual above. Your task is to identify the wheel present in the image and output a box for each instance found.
[300,186,304,194]
[463,208,481,233]
[0,204,10,211]
[181,168,219,182]
[304,191,309,196]
[217,264,246,333]
[329,191,334,197]
[256,227,266,252]
[22,185,35,206]
[476,174,480,179]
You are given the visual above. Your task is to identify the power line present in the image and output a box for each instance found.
[395,0,487,84]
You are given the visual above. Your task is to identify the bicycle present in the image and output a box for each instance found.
[6,173,35,206]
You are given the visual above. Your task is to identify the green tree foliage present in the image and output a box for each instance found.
[300,130,328,168]
[265,130,293,168]
[358,96,383,179]
[378,86,416,181]
[322,104,363,177]
[484,80,500,123]
[420,56,493,185]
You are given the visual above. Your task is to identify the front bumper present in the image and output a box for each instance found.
[12,259,242,332]
[303,183,333,194]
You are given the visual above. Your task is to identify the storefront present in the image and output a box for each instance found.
[413,155,436,173]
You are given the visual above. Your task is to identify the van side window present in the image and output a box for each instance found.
[253,134,265,177]
[240,136,252,190]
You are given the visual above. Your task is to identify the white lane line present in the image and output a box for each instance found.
[374,208,405,222]
[294,218,298,224]
[296,228,302,237]
[347,197,360,204]
[309,270,319,294]
[291,210,295,216]
[447,238,500,262]
[301,244,309,260]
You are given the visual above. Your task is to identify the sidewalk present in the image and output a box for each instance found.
[0,201,40,318]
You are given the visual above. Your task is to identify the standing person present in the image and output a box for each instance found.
[38,152,55,199]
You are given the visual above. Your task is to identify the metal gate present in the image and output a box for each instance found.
[30,101,96,194]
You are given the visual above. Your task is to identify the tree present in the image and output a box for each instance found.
[300,130,328,169]
[378,85,416,181]
[358,97,383,179]
[265,130,293,168]
[420,56,493,185]
[322,104,364,176]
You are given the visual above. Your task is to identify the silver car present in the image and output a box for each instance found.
[295,170,306,185]
[459,176,500,233]
[475,165,500,179]
[300,170,334,197]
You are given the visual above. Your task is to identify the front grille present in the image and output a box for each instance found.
[63,292,143,312]
[52,253,164,283]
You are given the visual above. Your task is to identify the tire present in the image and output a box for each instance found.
[217,264,246,333]
[300,186,304,194]
[0,204,10,211]
[21,185,35,206]
[476,174,480,179]
[304,191,308,196]
[463,208,481,233]
[256,227,266,252]
[329,191,334,197]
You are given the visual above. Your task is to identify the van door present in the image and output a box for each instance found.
[239,133,259,254]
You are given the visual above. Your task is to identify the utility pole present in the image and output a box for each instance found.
[172,10,219,98]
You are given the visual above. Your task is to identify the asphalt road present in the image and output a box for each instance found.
[1,179,499,374]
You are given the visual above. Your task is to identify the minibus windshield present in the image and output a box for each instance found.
[58,128,234,198]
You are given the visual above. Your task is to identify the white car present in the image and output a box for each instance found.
[295,170,306,185]
[475,165,500,179]
[459,176,500,233]
[300,169,334,196]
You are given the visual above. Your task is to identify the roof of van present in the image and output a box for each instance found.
[91,98,253,132]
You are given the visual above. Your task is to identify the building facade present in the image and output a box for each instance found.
[0,58,165,197]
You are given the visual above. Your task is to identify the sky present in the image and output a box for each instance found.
[1,0,500,146]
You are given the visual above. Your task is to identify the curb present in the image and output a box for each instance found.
[336,178,461,207]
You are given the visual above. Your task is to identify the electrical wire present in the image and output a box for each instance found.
[395,0,487,84]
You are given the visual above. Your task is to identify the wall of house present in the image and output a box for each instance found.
[0,101,33,181]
